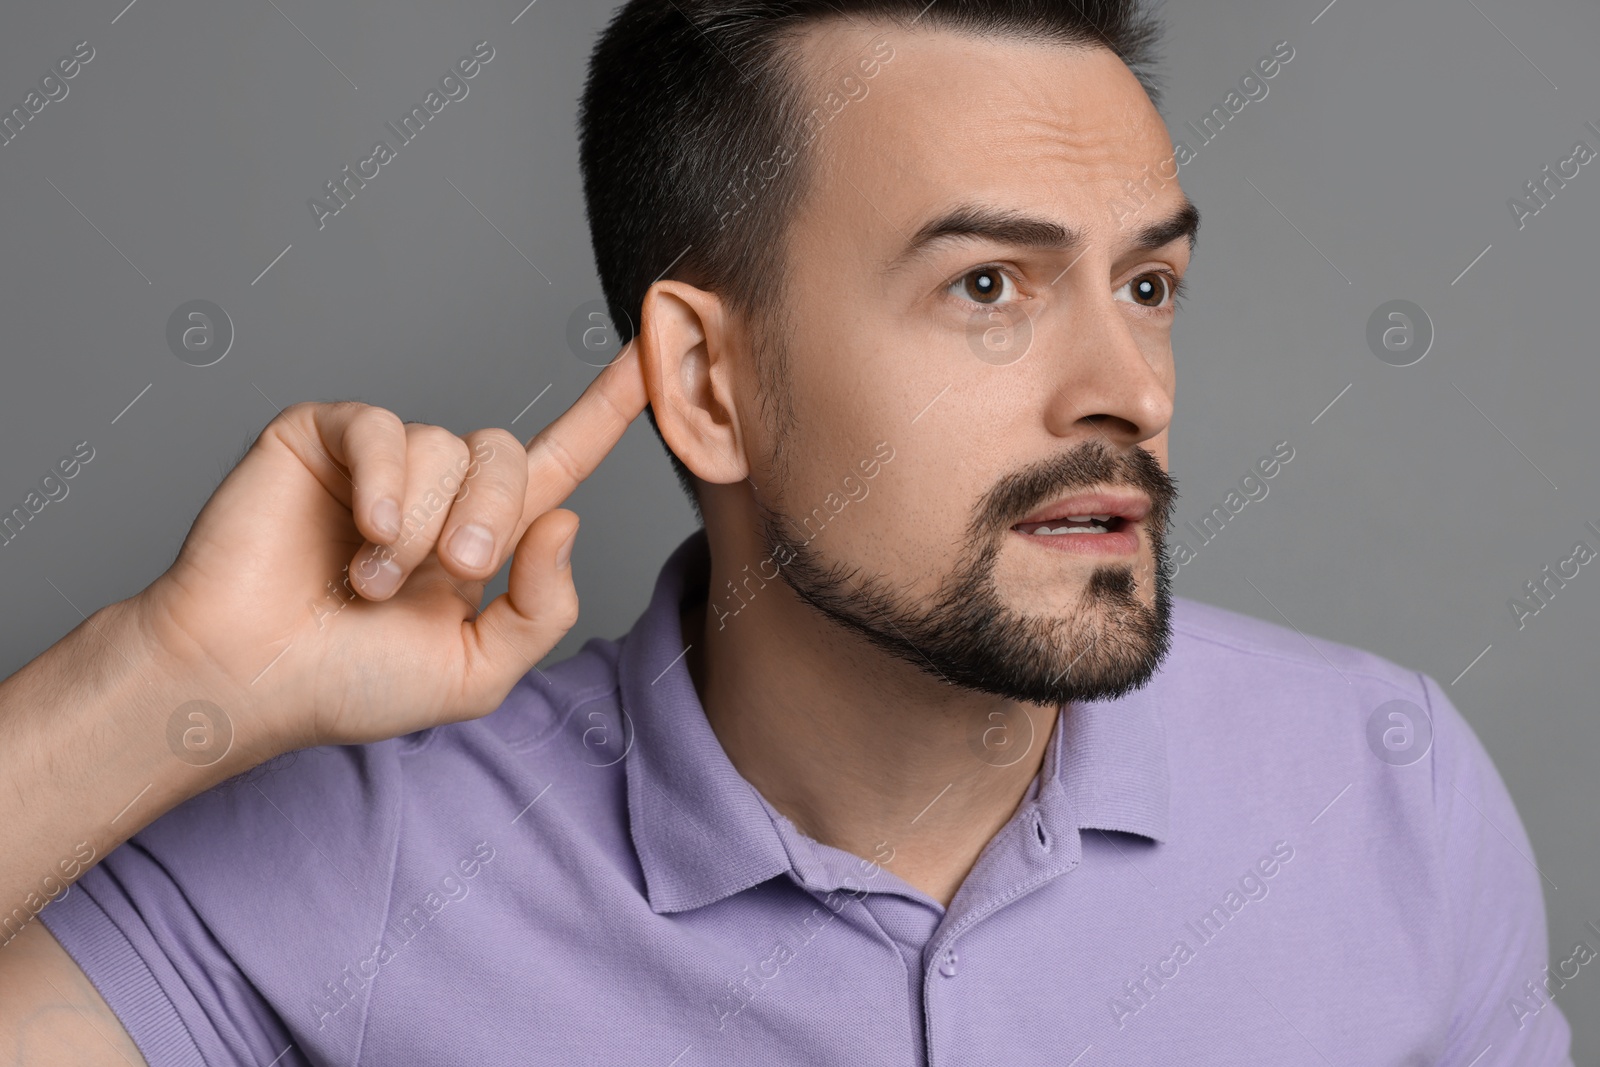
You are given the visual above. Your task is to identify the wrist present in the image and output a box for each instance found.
[100,593,289,780]
[0,593,284,900]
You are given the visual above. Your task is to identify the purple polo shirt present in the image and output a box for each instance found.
[40,527,1573,1065]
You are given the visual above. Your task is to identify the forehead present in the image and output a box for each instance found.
[784,20,1179,230]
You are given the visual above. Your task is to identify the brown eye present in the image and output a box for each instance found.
[1128,271,1169,307]
[960,268,1008,304]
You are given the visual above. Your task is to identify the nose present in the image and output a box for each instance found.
[1040,280,1174,447]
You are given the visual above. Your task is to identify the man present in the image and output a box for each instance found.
[0,0,1572,1063]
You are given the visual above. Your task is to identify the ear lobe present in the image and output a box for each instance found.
[636,281,750,487]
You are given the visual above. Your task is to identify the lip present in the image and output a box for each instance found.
[1012,491,1151,528]
[1010,523,1141,556]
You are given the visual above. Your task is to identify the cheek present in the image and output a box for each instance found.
[849,431,987,559]
[773,322,913,470]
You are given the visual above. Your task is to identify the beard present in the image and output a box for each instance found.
[753,435,1178,711]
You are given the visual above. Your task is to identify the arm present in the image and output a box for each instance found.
[0,595,263,1066]
[0,340,648,1058]
[0,918,148,1066]
[1425,673,1576,1066]
[0,596,271,954]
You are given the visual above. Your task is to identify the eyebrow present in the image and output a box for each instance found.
[881,196,1201,274]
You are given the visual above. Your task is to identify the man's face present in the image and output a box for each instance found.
[741,23,1191,708]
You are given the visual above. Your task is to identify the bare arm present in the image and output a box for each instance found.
[0,594,239,1066]
[1,919,149,1067]
[0,594,269,953]
[0,340,649,1058]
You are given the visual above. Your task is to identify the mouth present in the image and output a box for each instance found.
[1012,514,1132,537]
[1008,492,1149,555]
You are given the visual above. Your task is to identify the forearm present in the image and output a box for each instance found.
[0,596,270,948]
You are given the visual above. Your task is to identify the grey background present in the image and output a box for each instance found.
[1,0,1595,1052]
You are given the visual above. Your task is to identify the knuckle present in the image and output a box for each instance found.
[462,467,522,513]
[467,427,521,462]
[406,422,469,456]
[549,592,581,631]
[272,399,318,431]
[531,431,585,486]
[352,403,405,436]
[453,432,525,514]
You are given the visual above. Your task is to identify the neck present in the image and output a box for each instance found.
[683,540,1059,909]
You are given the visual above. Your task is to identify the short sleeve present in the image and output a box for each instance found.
[39,835,299,1066]
[1424,672,1575,1066]
[38,741,407,1067]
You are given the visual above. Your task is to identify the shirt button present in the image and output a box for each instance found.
[938,948,958,978]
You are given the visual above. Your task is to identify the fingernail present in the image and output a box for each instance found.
[362,553,403,598]
[372,498,401,541]
[449,523,494,570]
[555,524,578,570]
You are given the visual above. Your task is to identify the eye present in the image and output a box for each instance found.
[1117,269,1184,310]
[946,265,1020,307]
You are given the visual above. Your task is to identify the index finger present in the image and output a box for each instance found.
[521,337,649,521]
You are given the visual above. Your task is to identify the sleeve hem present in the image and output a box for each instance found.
[39,888,209,1067]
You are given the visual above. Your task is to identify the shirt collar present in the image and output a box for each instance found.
[620,527,1170,915]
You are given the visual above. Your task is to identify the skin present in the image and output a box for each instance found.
[641,22,1194,906]
[0,349,649,1063]
[0,18,1194,1059]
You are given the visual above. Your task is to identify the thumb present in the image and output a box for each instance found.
[460,508,581,712]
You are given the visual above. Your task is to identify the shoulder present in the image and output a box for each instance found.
[1167,593,1428,697]
[1160,593,1455,765]
[1153,596,1567,1052]
[1157,596,1549,960]
[49,634,641,1061]
[125,632,633,914]
[1155,594,1492,866]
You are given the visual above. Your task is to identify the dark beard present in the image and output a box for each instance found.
[754,437,1178,709]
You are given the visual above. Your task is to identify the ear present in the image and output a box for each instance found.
[635,280,750,487]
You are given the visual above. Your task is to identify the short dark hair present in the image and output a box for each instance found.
[576,0,1167,521]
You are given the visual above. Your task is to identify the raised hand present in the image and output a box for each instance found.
[132,340,649,756]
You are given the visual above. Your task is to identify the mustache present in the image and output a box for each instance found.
[969,439,1177,540]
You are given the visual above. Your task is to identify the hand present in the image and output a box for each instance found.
[131,341,648,756]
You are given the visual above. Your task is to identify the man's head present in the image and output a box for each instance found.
[578,0,1194,708]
